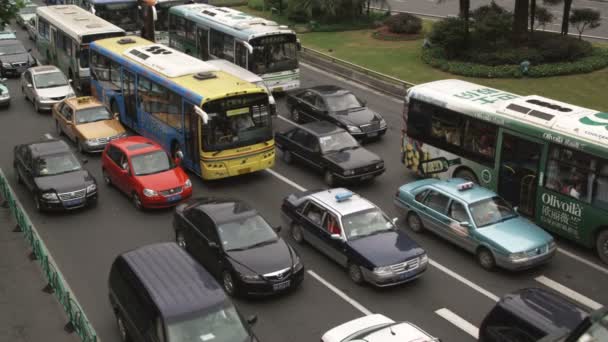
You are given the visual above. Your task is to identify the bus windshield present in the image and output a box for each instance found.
[203,93,272,152]
[250,34,298,75]
[94,3,139,32]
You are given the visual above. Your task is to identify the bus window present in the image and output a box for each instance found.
[430,107,463,147]
[463,119,497,160]
[545,145,601,204]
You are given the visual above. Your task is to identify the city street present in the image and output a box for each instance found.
[1,20,608,342]
[385,0,608,39]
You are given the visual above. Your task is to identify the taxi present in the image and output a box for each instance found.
[322,314,438,342]
[394,178,556,271]
[52,97,127,153]
[281,188,427,287]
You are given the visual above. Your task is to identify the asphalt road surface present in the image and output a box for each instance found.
[384,0,608,39]
[2,21,607,342]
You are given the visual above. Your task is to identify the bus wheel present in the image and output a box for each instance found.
[477,247,496,271]
[597,230,608,264]
[454,168,478,184]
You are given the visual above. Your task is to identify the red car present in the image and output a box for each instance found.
[101,136,193,209]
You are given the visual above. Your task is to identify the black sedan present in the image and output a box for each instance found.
[173,198,304,297]
[13,139,98,211]
[0,39,37,77]
[286,85,387,140]
[275,121,385,186]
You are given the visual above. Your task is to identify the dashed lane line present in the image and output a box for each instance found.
[435,308,479,339]
[535,276,603,310]
[307,270,373,316]
[557,248,608,276]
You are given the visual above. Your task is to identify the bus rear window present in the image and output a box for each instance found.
[82,31,126,44]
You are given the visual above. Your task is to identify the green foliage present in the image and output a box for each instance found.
[470,5,513,48]
[384,13,422,34]
[534,6,554,30]
[428,17,468,58]
[536,34,593,62]
[0,0,22,30]
[470,2,509,22]
[248,0,265,10]
[569,8,601,39]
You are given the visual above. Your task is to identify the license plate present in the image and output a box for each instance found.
[360,174,373,180]
[367,132,378,138]
[64,198,83,207]
[272,280,291,291]
[238,168,251,175]
[167,194,181,202]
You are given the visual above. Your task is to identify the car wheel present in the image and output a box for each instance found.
[222,270,237,297]
[77,139,85,154]
[290,223,304,244]
[102,169,112,187]
[291,108,301,123]
[596,230,608,264]
[324,170,336,187]
[132,193,143,210]
[175,230,187,249]
[407,212,424,233]
[282,150,293,164]
[55,120,62,136]
[453,168,478,184]
[348,262,364,285]
[477,248,496,271]
[115,312,132,342]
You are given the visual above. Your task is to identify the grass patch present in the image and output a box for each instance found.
[299,29,608,111]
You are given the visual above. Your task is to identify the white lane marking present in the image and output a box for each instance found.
[535,276,603,310]
[435,308,479,339]
[265,168,307,192]
[44,133,53,139]
[300,62,402,104]
[277,114,301,128]
[429,260,500,302]
[307,270,373,316]
[557,248,608,276]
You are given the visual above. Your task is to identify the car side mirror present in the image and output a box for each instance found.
[121,163,129,173]
[80,158,88,165]
[330,234,342,240]
[175,150,184,160]
[247,315,258,325]
[114,112,120,119]
[459,221,471,229]
[27,48,32,53]
[274,225,282,233]
[208,241,219,249]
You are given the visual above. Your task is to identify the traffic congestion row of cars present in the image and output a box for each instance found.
[5,4,603,342]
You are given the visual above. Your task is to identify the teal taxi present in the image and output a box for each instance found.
[394,178,556,271]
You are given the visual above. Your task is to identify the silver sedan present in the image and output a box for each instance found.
[21,65,75,112]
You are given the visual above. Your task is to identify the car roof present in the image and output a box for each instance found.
[64,96,104,110]
[309,85,350,96]
[26,139,71,158]
[428,178,496,204]
[297,121,346,137]
[309,188,375,217]
[191,198,258,225]
[29,65,62,75]
[111,136,162,155]
[120,243,227,320]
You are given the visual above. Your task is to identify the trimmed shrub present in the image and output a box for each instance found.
[247,0,264,10]
[536,36,593,62]
[428,17,468,59]
[384,13,422,34]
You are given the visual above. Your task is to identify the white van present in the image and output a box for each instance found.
[205,59,277,116]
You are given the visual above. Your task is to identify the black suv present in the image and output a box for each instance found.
[109,242,260,342]
[275,121,385,186]
[0,39,36,77]
[13,139,97,211]
[479,288,589,342]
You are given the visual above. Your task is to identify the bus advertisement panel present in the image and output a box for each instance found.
[89,36,275,180]
[401,79,608,263]
[168,3,300,93]
[36,5,125,92]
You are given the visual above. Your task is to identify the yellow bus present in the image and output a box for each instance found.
[89,36,275,179]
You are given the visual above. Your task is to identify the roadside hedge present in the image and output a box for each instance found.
[421,47,608,78]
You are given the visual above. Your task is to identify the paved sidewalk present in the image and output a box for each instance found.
[0,203,80,342]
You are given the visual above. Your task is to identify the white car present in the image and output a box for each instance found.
[322,314,439,342]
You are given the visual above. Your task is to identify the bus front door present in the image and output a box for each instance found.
[498,132,543,217]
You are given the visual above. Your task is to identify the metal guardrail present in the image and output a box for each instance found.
[0,168,99,342]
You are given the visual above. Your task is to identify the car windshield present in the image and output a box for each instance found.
[469,196,517,228]
[319,131,359,154]
[130,150,175,176]
[20,5,37,14]
[342,208,395,240]
[325,93,363,112]
[36,153,81,176]
[167,303,250,342]
[0,43,26,55]
[34,72,68,89]
[75,106,112,124]
[218,214,278,251]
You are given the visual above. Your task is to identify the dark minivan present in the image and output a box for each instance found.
[479,288,589,342]
[108,242,260,342]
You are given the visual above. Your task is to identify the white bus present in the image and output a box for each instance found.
[36,5,125,92]
[168,3,300,92]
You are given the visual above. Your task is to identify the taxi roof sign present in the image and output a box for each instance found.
[76,96,93,104]
[457,182,475,191]
[335,191,354,202]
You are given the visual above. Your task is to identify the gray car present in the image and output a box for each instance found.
[0,39,36,77]
[21,66,75,112]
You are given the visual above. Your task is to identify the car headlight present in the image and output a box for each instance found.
[373,266,394,276]
[184,179,192,188]
[2,63,11,68]
[347,125,361,133]
[509,252,528,262]
[420,253,428,265]
[41,192,58,200]
[66,90,75,98]
[379,118,387,127]
[376,161,384,169]
[240,273,261,281]
[293,255,303,271]
[0,93,9,99]
[548,240,557,251]
[86,184,97,194]
[38,96,51,101]
[143,188,158,197]
[87,138,102,145]
[343,169,355,176]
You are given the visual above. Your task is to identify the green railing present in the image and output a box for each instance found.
[0,168,99,342]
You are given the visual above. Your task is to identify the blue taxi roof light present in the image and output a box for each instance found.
[335,191,354,202]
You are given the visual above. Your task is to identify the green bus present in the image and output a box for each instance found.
[401,79,608,263]
[36,5,125,93]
